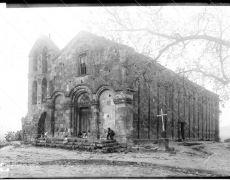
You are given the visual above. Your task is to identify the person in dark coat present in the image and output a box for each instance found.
[107,127,115,140]
[78,131,82,138]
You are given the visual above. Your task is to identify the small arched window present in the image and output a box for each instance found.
[42,46,48,73]
[33,51,38,72]
[41,78,47,103]
[79,54,87,75]
[32,81,37,104]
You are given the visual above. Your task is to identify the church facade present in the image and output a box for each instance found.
[22,31,220,146]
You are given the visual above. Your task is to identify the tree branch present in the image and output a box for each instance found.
[153,40,180,61]
[180,68,230,85]
[114,26,230,48]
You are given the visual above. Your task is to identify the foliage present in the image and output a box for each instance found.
[0,140,10,149]
[5,130,22,142]
[224,138,230,143]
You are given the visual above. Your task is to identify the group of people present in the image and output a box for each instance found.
[77,130,90,138]
[77,127,115,140]
[38,127,116,140]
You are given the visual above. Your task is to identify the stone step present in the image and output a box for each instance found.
[37,143,46,146]
[66,142,74,146]
[96,142,119,148]
[66,145,74,149]
[55,144,66,148]
[31,137,121,153]
[32,140,121,153]
[73,142,93,146]
[31,142,37,146]
[114,147,127,153]
[68,138,88,143]
[100,139,116,144]
[55,141,65,144]
[102,145,121,150]
[49,144,56,148]
[102,146,120,153]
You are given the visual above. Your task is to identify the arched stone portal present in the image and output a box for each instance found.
[73,92,92,136]
[37,112,46,138]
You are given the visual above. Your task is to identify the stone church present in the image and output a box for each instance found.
[22,31,220,146]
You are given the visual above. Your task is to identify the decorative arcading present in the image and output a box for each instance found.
[77,101,91,107]
[113,97,132,104]
[63,101,74,108]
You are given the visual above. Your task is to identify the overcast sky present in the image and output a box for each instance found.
[0,4,229,138]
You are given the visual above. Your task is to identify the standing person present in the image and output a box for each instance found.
[107,127,115,140]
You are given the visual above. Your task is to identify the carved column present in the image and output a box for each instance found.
[63,98,73,137]
[91,99,100,140]
[70,103,75,137]
[113,91,134,147]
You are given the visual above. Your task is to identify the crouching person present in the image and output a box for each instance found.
[107,127,115,140]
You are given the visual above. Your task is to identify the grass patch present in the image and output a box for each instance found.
[0,140,10,149]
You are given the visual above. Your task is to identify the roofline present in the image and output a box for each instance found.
[125,51,219,98]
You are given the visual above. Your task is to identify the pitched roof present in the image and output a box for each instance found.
[52,30,135,60]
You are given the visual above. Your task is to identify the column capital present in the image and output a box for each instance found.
[91,99,99,106]
[45,102,55,109]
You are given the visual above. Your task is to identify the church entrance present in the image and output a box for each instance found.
[79,107,91,133]
[73,92,92,137]
[37,112,46,138]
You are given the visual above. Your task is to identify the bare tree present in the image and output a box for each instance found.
[85,6,230,102]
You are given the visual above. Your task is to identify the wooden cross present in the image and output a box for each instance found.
[157,109,167,131]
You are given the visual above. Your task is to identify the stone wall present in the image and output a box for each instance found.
[124,51,219,141]
[99,90,116,138]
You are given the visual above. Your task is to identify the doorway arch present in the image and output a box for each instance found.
[37,112,46,138]
[73,92,92,136]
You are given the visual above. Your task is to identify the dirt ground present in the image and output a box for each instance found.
[0,141,230,178]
